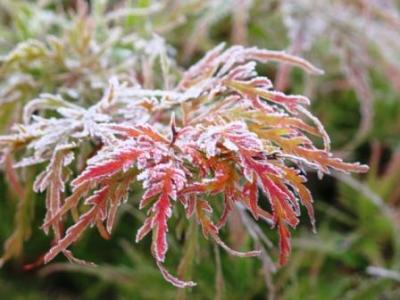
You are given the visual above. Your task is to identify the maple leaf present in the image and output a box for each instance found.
[136,163,186,262]
[0,44,368,287]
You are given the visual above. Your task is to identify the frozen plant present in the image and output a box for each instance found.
[0,0,176,133]
[278,0,400,148]
[0,44,368,287]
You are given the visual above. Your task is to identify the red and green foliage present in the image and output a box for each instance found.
[0,44,368,287]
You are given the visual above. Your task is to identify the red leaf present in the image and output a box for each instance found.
[137,165,185,263]
[44,185,109,263]
[72,146,140,188]
[243,178,259,219]
[278,220,291,266]
[151,191,171,262]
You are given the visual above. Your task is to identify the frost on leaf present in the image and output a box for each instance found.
[279,0,400,149]
[0,45,368,287]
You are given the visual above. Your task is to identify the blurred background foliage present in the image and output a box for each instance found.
[0,0,400,299]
